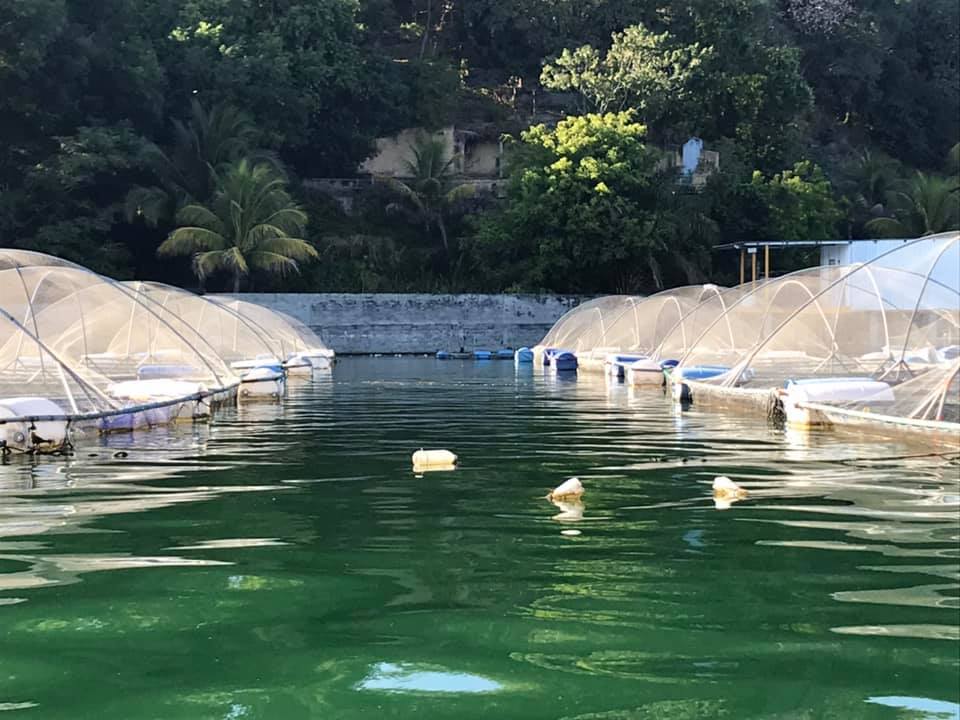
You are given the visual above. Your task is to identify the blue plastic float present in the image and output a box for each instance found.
[674,365,756,383]
[514,347,534,363]
[137,364,199,380]
[553,351,578,372]
[473,350,492,360]
[436,351,451,360]
[496,348,514,359]
[674,365,731,381]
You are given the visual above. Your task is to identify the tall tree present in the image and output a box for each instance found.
[125,100,263,228]
[866,173,960,238]
[540,24,712,122]
[751,161,843,241]
[469,112,668,293]
[158,159,317,291]
[379,136,474,263]
[837,148,902,238]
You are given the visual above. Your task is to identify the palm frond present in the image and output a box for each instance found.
[159,226,228,256]
[226,245,250,276]
[444,183,475,205]
[255,235,319,261]
[865,216,909,238]
[174,203,225,233]
[248,251,301,276]
[192,250,229,279]
[377,176,427,214]
[257,206,308,234]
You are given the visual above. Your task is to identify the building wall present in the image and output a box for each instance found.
[820,239,915,267]
[218,293,582,354]
[359,127,501,179]
[464,140,500,177]
[359,128,455,177]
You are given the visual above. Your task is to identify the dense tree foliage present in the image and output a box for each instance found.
[469,112,667,293]
[1,0,957,292]
[158,159,316,291]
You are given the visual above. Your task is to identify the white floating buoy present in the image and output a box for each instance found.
[412,449,458,472]
[560,529,581,537]
[548,477,584,501]
[551,498,584,523]
[712,476,747,509]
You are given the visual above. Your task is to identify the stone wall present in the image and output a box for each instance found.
[219,294,582,354]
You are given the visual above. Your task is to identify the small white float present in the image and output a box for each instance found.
[230,357,286,398]
[282,354,314,376]
[412,448,458,472]
[237,366,285,398]
[551,498,584,523]
[712,476,747,510]
[0,397,69,453]
[626,358,665,387]
[605,353,648,379]
[106,379,210,429]
[548,477,584,501]
[287,349,333,372]
[781,377,894,427]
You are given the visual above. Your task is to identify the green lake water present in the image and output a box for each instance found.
[1,357,958,719]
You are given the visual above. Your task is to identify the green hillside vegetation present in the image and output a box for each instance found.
[1,0,957,292]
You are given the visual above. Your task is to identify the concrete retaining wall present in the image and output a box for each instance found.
[219,293,582,354]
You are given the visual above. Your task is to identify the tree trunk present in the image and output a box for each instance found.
[233,272,241,293]
[437,214,450,255]
[419,0,432,60]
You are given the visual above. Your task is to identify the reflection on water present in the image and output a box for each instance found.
[867,696,960,719]
[357,662,502,694]
[0,358,957,719]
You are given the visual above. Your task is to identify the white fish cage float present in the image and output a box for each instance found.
[662,233,960,444]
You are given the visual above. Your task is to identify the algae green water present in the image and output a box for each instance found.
[1,358,958,719]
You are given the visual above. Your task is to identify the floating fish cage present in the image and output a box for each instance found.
[669,234,960,443]
[537,285,727,374]
[537,233,960,445]
[0,250,334,454]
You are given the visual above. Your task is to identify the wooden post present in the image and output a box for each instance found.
[739,248,745,285]
[764,244,770,279]
[751,251,757,283]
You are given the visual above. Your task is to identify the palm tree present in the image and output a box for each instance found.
[379,135,474,261]
[947,142,960,178]
[843,148,900,211]
[125,100,262,227]
[865,172,960,238]
[158,159,317,291]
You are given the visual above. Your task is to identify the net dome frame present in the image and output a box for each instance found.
[669,232,959,438]
[0,254,241,450]
[537,285,728,370]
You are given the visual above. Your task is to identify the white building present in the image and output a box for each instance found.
[820,239,916,266]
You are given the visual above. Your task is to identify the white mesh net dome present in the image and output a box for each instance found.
[0,265,239,444]
[540,286,727,361]
[208,298,315,360]
[673,233,959,429]
[123,282,281,365]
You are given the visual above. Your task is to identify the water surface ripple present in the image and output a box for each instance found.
[0,358,957,719]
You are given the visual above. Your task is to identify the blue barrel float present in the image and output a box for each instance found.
[435,350,451,360]
[514,347,534,364]
[473,350,492,360]
[553,351,578,372]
